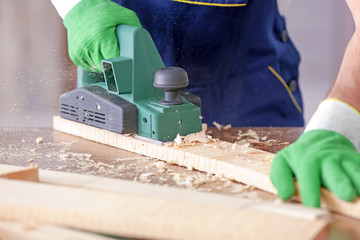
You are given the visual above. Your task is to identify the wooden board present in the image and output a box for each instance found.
[53,116,360,219]
[0,166,38,182]
[0,167,328,240]
[0,221,117,240]
[0,164,329,220]
[53,116,276,192]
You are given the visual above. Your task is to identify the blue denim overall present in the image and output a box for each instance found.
[113,0,304,127]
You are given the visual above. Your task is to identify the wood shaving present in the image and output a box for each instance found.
[246,139,263,143]
[59,152,93,162]
[183,131,210,144]
[95,162,114,169]
[28,159,34,163]
[115,157,147,162]
[35,137,43,144]
[224,180,233,187]
[159,177,168,182]
[174,134,182,145]
[203,144,218,149]
[273,198,285,204]
[212,121,222,131]
[139,172,155,181]
[222,124,232,131]
[166,159,176,164]
[172,125,212,147]
[237,129,259,140]
[155,161,166,170]
[117,165,127,171]
[173,173,184,181]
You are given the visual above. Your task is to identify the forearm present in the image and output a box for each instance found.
[328,31,360,111]
[305,30,360,151]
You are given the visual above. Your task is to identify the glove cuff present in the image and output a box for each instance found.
[305,99,360,152]
[51,0,81,19]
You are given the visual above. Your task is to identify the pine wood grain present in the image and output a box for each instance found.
[0,166,38,182]
[0,172,328,240]
[0,220,117,240]
[53,116,360,219]
[53,116,276,192]
[0,164,328,221]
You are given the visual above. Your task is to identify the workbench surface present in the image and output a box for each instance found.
[1,126,359,239]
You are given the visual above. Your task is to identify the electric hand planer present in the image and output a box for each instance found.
[59,25,202,143]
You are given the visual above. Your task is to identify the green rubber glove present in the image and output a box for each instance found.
[270,130,360,207]
[64,0,142,72]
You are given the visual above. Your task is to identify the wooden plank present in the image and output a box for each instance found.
[0,175,328,240]
[0,164,328,221]
[0,220,117,240]
[0,166,38,182]
[53,116,360,219]
[53,116,276,192]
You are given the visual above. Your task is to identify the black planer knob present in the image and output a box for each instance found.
[153,67,189,105]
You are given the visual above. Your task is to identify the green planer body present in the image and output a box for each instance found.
[59,25,202,142]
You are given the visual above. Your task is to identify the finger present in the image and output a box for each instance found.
[322,160,357,202]
[100,28,120,61]
[70,44,100,73]
[91,42,106,73]
[270,152,296,200]
[112,7,142,28]
[297,163,321,207]
[342,158,360,195]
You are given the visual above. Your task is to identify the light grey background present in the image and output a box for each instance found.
[286,0,354,123]
[0,0,355,127]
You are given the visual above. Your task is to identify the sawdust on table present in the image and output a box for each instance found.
[236,129,289,148]
[2,127,288,201]
[38,140,261,199]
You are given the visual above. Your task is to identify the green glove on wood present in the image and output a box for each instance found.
[271,129,360,207]
[64,0,142,72]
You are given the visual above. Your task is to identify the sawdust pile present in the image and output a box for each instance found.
[38,139,260,199]
[235,129,290,150]
[1,128,284,201]
[170,123,217,147]
[212,121,232,131]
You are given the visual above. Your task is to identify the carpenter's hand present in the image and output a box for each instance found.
[270,130,360,207]
[64,0,141,72]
